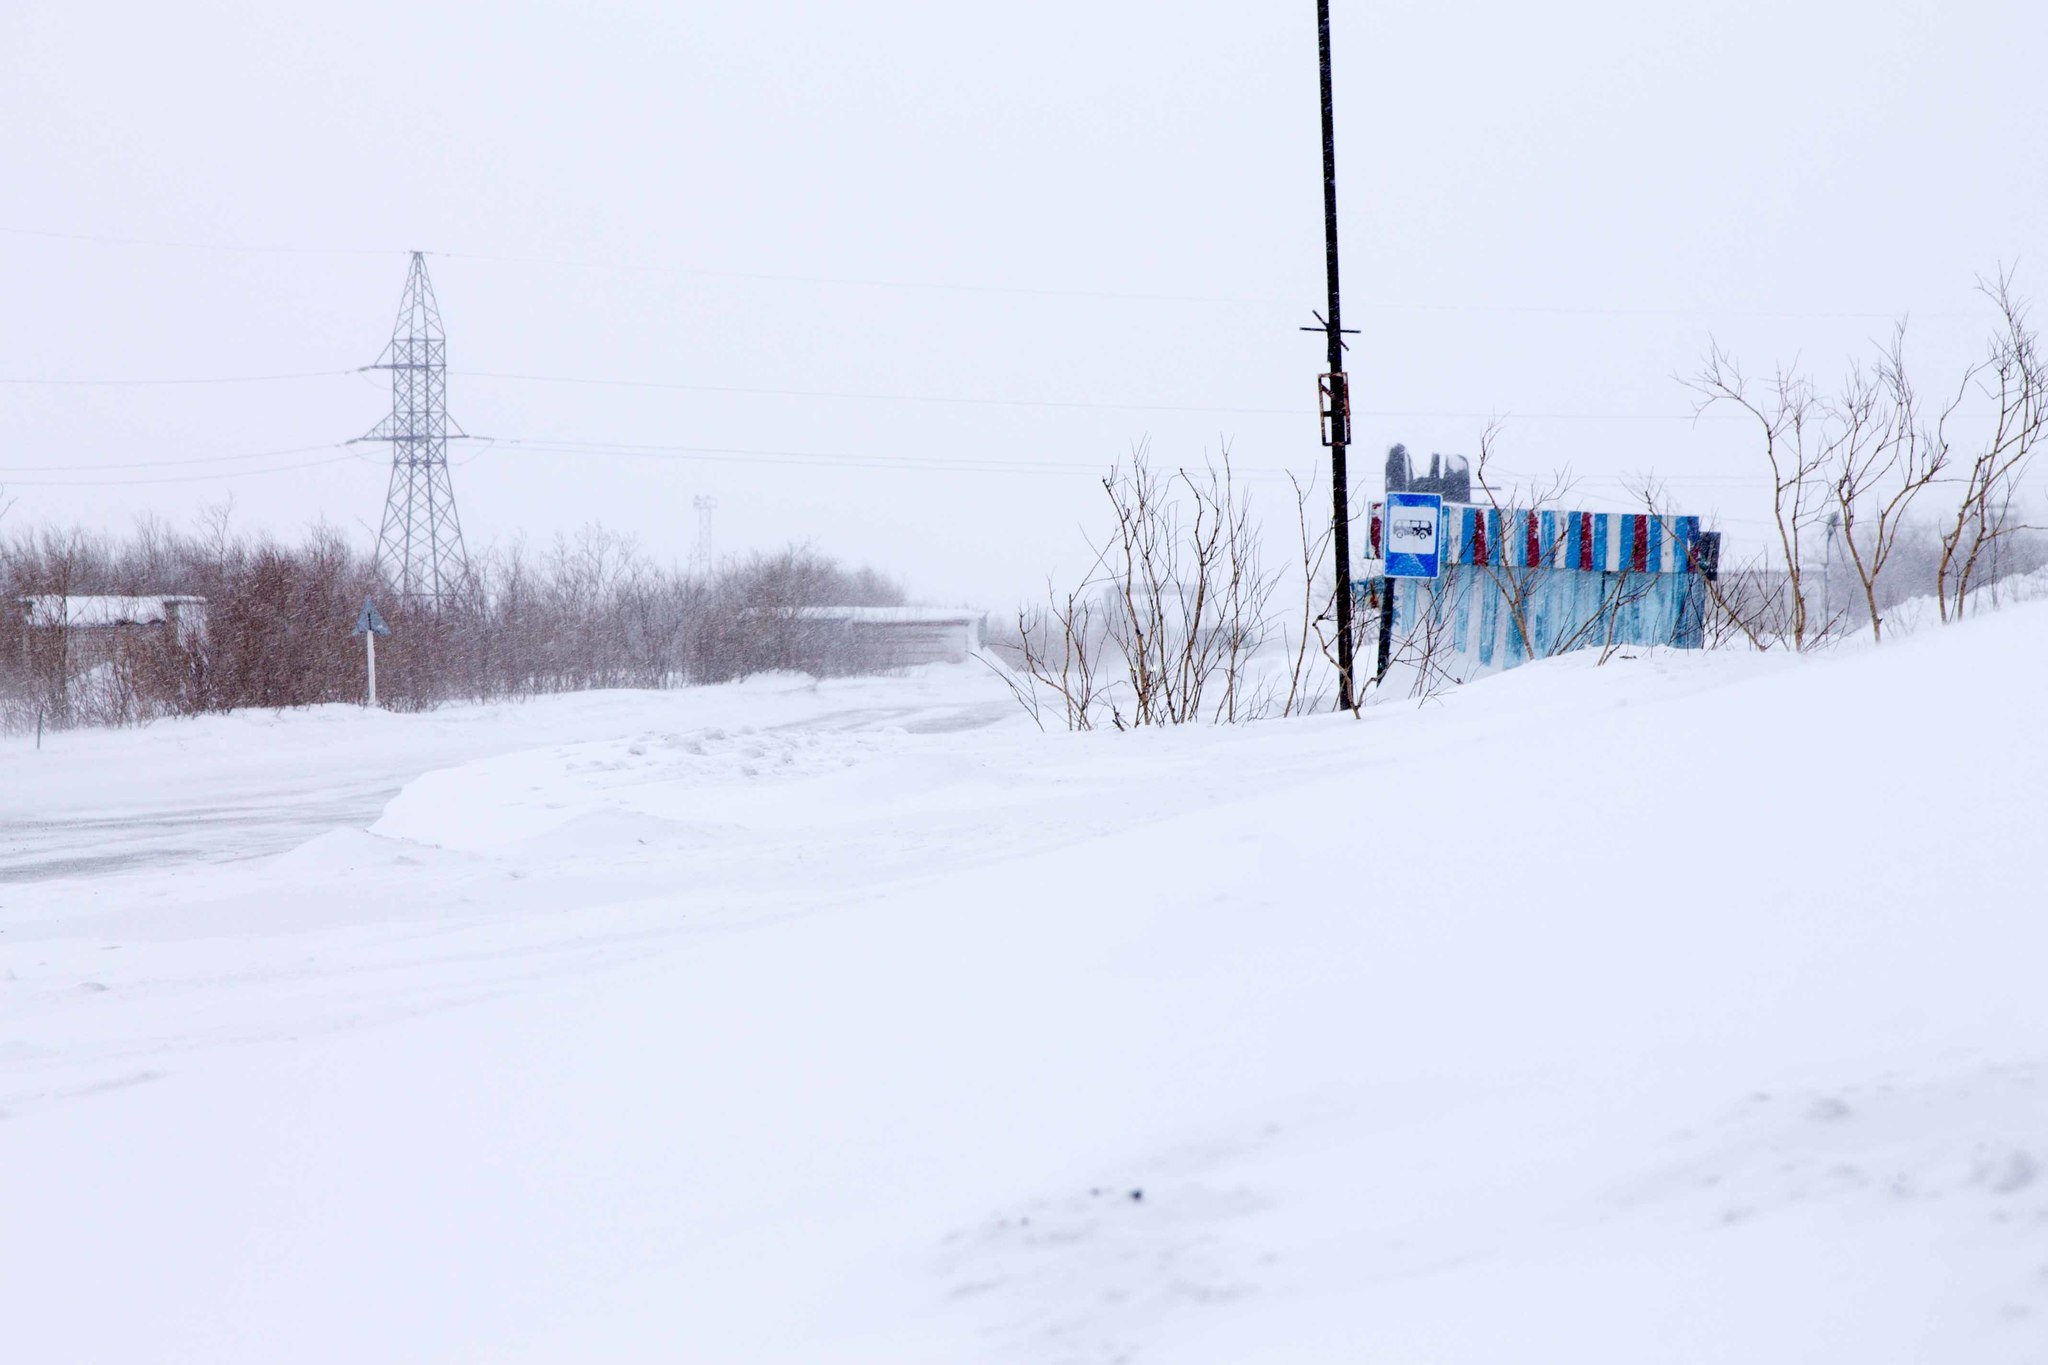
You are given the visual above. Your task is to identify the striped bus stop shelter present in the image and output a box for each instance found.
[1367,504,1719,674]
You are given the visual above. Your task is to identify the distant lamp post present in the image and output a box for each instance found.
[1823,510,1840,627]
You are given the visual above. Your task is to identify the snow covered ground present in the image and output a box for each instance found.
[4,612,2047,1363]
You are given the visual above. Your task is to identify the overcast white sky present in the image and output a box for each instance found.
[4,1,2044,603]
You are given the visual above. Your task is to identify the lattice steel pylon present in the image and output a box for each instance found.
[356,251,472,606]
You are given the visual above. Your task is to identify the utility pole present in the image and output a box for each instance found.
[1307,0,1360,710]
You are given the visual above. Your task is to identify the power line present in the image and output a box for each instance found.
[0,431,1846,488]
[1,224,1982,320]
[456,369,1780,422]
[436,249,1292,309]
[4,357,1762,422]
[452,368,1306,416]
[0,225,402,258]
[482,435,1119,476]
[438,245,1987,319]
[357,249,1994,320]
[485,435,1351,482]
[0,225,1290,308]
[0,451,364,487]
[478,435,1386,487]
[0,441,348,474]
[0,369,356,387]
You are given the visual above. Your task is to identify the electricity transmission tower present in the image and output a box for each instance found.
[357,251,472,606]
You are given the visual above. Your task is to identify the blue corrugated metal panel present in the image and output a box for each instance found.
[1476,568,1499,667]
[1453,566,1473,652]
[1369,499,1713,680]
[1391,561,1709,680]
[1526,553,1552,657]
[1675,515,1700,573]
[1530,512,1698,575]
[1675,569,1706,648]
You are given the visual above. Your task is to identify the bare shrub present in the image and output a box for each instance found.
[1818,327,1957,641]
[1002,444,1283,730]
[1687,268,2048,646]
[0,514,914,732]
[1281,470,1336,717]
[1936,270,2048,620]
[1685,348,1833,650]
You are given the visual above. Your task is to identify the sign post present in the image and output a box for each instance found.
[1376,491,1443,679]
[352,598,392,708]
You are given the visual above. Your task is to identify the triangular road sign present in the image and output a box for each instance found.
[353,598,392,637]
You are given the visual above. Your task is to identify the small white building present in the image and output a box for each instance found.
[19,595,208,640]
[15,595,209,669]
[796,606,987,667]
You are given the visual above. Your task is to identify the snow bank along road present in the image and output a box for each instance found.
[3,616,2047,1363]
[0,674,1015,882]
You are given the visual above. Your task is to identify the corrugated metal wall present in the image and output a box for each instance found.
[1370,504,1710,674]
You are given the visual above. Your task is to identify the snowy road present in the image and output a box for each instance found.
[0,677,1014,882]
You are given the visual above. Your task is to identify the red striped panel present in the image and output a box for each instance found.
[1524,512,1541,568]
[1629,515,1649,572]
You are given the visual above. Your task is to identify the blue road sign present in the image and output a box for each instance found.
[1384,491,1444,579]
[352,598,392,637]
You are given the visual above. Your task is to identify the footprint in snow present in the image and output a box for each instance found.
[1974,1149,2039,1196]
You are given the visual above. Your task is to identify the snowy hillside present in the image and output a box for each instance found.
[4,609,2047,1363]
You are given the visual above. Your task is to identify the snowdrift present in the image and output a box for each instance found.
[3,608,2046,1362]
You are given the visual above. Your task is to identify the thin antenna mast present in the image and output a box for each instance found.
[692,495,717,575]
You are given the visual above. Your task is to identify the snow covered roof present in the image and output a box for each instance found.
[18,595,207,628]
[795,606,986,626]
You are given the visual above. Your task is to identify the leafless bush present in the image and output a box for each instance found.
[1936,270,2048,620]
[1302,484,1374,714]
[0,514,912,733]
[1379,566,1464,701]
[1686,348,1833,649]
[1282,470,1336,717]
[1687,268,2048,646]
[1000,444,1284,730]
[993,585,1112,731]
[1815,326,1958,641]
